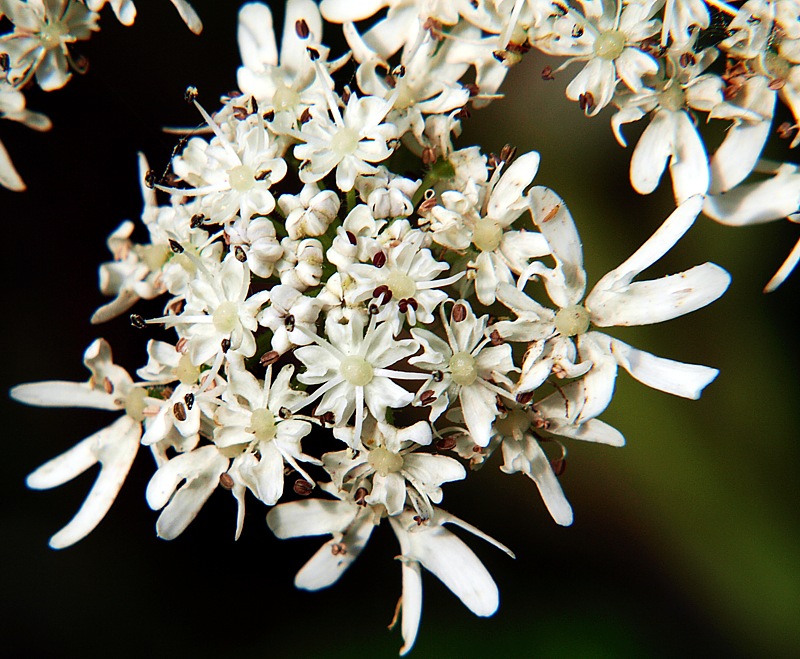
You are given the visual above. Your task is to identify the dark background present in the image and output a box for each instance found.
[2,2,798,657]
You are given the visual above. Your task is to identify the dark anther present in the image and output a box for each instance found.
[490,329,504,345]
[130,314,146,329]
[0,53,9,72]
[354,487,368,506]
[398,299,408,313]
[384,73,397,89]
[571,24,584,38]
[452,303,467,322]
[551,457,567,476]
[221,338,231,352]
[493,50,509,63]
[296,18,310,38]
[255,169,271,181]
[419,390,437,406]
[579,92,594,113]
[346,230,357,245]
[500,144,516,164]
[541,65,555,80]
[184,392,195,410]
[173,402,187,422]
[260,350,280,367]
[263,109,275,121]
[234,245,247,262]
[184,86,199,103]
[455,107,470,120]
[392,64,406,78]
[300,107,311,123]
[777,122,798,139]
[293,479,313,496]
[679,52,696,68]
[373,284,390,301]
[372,251,387,268]
[516,391,534,405]
[169,239,184,254]
[331,543,347,556]
[422,147,437,165]
[250,97,259,114]
[284,314,295,331]
[306,46,320,61]
[144,169,158,189]
[219,473,234,489]
[232,106,248,120]
[190,213,206,228]
[278,406,291,419]
[436,436,457,451]
[464,82,479,97]
[368,303,380,315]
[320,411,336,425]
[432,370,444,382]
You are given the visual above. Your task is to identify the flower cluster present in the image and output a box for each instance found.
[9,0,795,654]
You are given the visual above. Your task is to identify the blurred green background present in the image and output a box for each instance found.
[2,2,798,657]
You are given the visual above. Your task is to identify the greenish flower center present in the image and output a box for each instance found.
[659,83,685,112]
[331,127,359,157]
[273,85,300,111]
[213,301,239,333]
[593,30,626,60]
[124,387,147,422]
[472,219,503,252]
[249,408,277,441]
[340,355,374,386]
[176,353,201,385]
[368,446,404,476]
[228,165,256,192]
[386,270,416,299]
[449,351,478,386]
[555,304,591,337]
[40,22,68,49]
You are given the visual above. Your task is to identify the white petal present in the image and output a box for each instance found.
[170,0,202,34]
[11,381,118,410]
[28,416,141,549]
[0,138,25,191]
[604,335,719,399]
[669,111,710,203]
[399,560,423,656]
[631,109,674,195]
[459,384,497,447]
[588,262,730,326]
[266,498,358,538]
[237,2,277,70]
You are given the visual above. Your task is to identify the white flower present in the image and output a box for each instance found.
[0,79,51,191]
[410,300,517,447]
[293,87,399,191]
[279,182,340,240]
[293,313,423,442]
[11,339,149,548]
[0,0,99,91]
[86,0,202,33]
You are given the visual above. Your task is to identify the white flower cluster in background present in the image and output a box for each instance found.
[7,0,798,654]
[0,0,200,189]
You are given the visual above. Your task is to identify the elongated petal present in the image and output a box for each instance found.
[399,560,423,656]
[604,334,719,399]
[589,195,703,296]
[551,418,625,446]
[170,0,202,34]
[267,499,358,538]
[294,511,376,590]
[11,381,118,410]
[630,109,675,195]
[588,263,730,326]
[0,138,25,191]
[459,383,497,447]
[670,110,709,203]
[28,416,141,549]
[238,2,277,70]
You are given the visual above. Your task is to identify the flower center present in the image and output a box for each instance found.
[659,83,685,112]
[273,85,300,111]
[472,219,503,252]
[386,270,416,299]
[449,351,478,386]
[368,446,404,476]
[138,243,171,271]
[213,301,239,333]
[176,353,201,385]
[494,408,530,439]
[555,304,590,336]
[124,387,147,422]
[249,408,276,441]
[172,253,197,275]
[39,22,68,49]
[340,355,374,386]
[593,30,626,60]
[331,127,359,157]
[228,165,256,192]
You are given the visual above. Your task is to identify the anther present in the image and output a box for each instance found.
[300,107,311,123]
[372,251,387,268]
[190,213,206,228]
[284,314,295,331]
[173,402,187,421]
[516,391,534,405]
[306,46,320,61]
[407,297,418,310]
[541,66,555,80]
[221,338,231,352]
[184,392,194,410]
[419,390,437,406]
[103,378,114,394]
[219,473,234,489]
[278,406,291,419]
[169,239,184,253]
[435,436,457,451]
[392,64,406,78]
[232,106,248,120]
[579,92,594,112]
[490,329,504,345]
[295,18,310,38]
[452,303,467,322]
[130,314,146,329]
[293,479,313,496]
[184,86,199,103]
[346,230,357,245]
[260,351,280,367]
[144,169,158,189]
[432,370,444,382]
[499,144,516,164]
[234,245,247,262]
[263,110,275,121]
[679,52,695,68]
[354,487,368,505]
[551,457,566,475]
[255,169,270,181]
[464,82,479,97]
[331,543,347,555]
[571,24,584,38]
[320,411,336,425]
[0,54,9,72]
[422,147,437,165]
[368,303,380,315]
